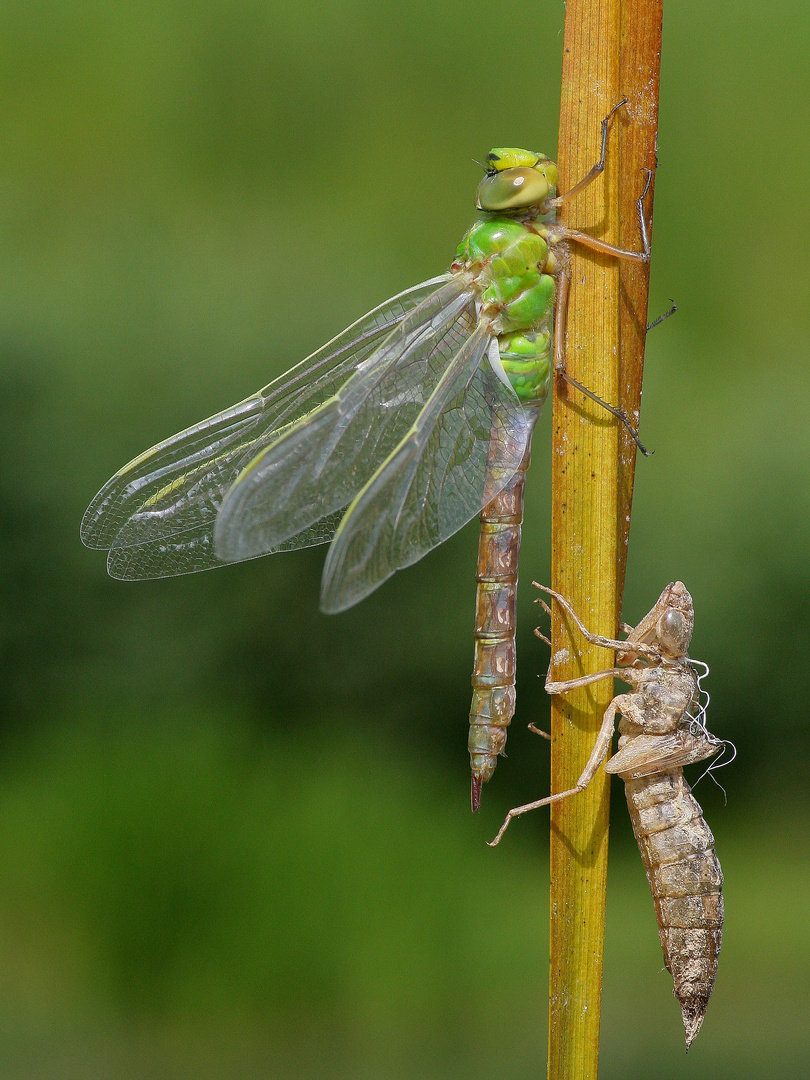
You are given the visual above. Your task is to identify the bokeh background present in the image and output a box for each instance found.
[1,0,808,1076]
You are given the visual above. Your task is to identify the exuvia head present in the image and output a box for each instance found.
[476,148,559,213]
[650,581,695,658]
[619,580,695,662]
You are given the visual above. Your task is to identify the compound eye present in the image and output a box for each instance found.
[658,609,686,651]
[476,167,551,211]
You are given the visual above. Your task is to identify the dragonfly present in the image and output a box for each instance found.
[491,582,728,1048]
[81,102,650,810]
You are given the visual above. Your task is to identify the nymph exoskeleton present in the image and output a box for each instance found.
[490,581,725,1048]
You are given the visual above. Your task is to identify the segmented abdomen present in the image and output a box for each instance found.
[468,437,533,811]
[624,771,723,1049]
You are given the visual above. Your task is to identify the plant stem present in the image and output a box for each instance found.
[617,1,664,595]
[548,2,662,1078]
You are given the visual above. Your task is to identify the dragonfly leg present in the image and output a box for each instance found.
[551,257,650,456]
[647,300,677,332]
[533,582,660,659]
[488,700,620,845]
[528,723,552,740]
[546,98,628,210]
[545,667,630,696]
[534,594,552,617]
[559,167,653,264]
[552,265,571,377]
[561,226,648,263]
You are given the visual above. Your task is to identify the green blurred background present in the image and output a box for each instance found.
[1,0,808,1076]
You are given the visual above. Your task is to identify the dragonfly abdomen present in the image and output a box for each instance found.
[623,771,724,1049]
[468,432,536,812]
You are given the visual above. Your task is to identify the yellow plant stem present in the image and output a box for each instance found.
[548,1,662,1078]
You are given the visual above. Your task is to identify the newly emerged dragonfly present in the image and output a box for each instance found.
[492,582,728,1048]
[82,104,650,809]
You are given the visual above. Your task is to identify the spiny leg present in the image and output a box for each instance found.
[547,98,628,210]
[550,173,653,456]
[488,700,620,846]
[647,300,677,333]
[534,599,634,693]
[561,167,652,263]
[533,582,660,659]
[550,268,648,454]
[552,266,570,382]
[545,666,631,696]
[556,367,651,456]
[539,595,633,641]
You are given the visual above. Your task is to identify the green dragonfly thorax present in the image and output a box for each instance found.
[452,152,558,406]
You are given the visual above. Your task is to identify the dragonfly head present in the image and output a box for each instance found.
[476,149,559,213]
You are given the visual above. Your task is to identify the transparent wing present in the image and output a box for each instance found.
[80,275,451,579]
[604,732,720,778]
[104,509,349,582]
[319,323,534,613]
[213,278,475,564]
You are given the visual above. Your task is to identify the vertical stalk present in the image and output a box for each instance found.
[617,2,664,597]
[548,3,662,1079]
